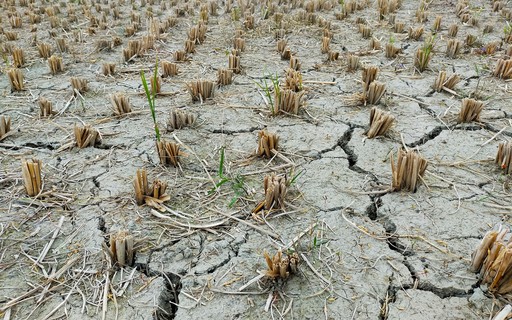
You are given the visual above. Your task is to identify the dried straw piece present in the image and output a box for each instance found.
[281,47,291,60]
[432,15,441,32]
[70,77,88,96]
[369,37,381,50]
[321,36,330,53]
[458,98,484,123]
[414,47,431,72]
[408,26,424,40]
[327,51,339,61]
[21,158,42,197]
[284,69,303,92]
[257,130,279,158]
[108,231,135,267]
[366,107,394,138]
[363,82,386,105]
[385,43,401,58]
[37,43,52,59]
[187,80,215,102]
[263,249,299,279]
[74,124,100,148]
[228,54,241,73]
[234,37,245,51]
[496,142,512,174]
[12,47,24,68]
[7,68,24,91]
[56,38,68,53]
[156,140,182,167]
[39,97,55,117]
[111,93,131,116]
[102,63,116,76]
[0,116,12,141]
[359,24,372,38]
[96,39,112,52]
[217,68,233,85]
[465,34,477,47]
[394,21,404,33]
[167,109,195,131]
[362,65,378,87]
[161,61,178,77]
[390,148,427,192]
[448,24,458,37]
[253,173,288,212]
[184,39,195,54]
[5,31,18,41]
[48,55,63,74]
[347,54,360,72]
[290,56,301,71]
[470,226,512,295]
[432,71,460,92]
[150,76,161,95]
[277,39,287,53]
[493,59,512,79]
[446,39,461,58]
[274,89,304,115]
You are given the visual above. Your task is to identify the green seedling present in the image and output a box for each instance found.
[140,58,160,141]
[287,168,304,186]
[210,147,247,207]
[254,72,280,114]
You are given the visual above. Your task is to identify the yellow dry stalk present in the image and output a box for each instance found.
[21,158,42,197]
[156,140,182,167]
[111,93,132,116]
[366,107,394,138]
[108,231,135,267]
[263,249,299,279]
[458,98,484,123]
[167,109,195,131]
[496,141,512,174]
[74,124,100,148]
[257,130,279,158]
[390,148,428,192]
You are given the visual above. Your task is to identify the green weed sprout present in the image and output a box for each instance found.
[140,59,160,141]
[210,147,246,207]
[254,72,280,114]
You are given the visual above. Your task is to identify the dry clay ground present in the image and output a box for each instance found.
[1,0,512,319]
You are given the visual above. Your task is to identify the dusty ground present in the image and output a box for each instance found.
[1,0,512,319]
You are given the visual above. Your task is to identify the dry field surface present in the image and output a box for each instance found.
[1,0,512,319]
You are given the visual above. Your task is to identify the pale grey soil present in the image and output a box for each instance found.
[1,0,511,319]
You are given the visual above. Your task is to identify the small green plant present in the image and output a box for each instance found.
[231,7,240,21]
[140,59,160,141]
[254,72,280,113]
[504,22,511,36]
[210,147,247,207]
[389,35,395,44]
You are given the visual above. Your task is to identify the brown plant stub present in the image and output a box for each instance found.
[7,68,24,91]
[39,97,55,117]
[161,61,178,77]
[217,68,233,86]
[366,107,394,138]
[111,93,132,116]
[21,158,42,197]
[48,55,63,74]
[493,59,512,79]
[391,148,428,192]
[74,124,100,148]
[187,80,215,102]
[0,116,11,141]
[253,173,288,213]
[107,231,135,267]
[274,89,304,115]
[167,109,196,131]
[134,168,171,210]
[70,77,88,96]
[496,141,512,174]
[470,226,512,295]
[257,130,279,158]
[432,70,460,92]
[156,140,182,167]
[102,63,116,76]
[458,98,484,123]
[263,249,299,280]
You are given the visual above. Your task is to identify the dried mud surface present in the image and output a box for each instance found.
[1,0,512,319]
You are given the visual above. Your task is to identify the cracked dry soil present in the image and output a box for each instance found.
[1,0,512,319]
